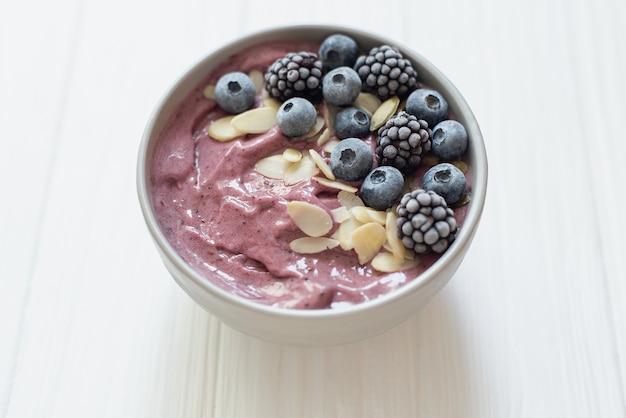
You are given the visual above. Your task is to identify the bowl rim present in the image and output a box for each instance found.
[136,23,488,320]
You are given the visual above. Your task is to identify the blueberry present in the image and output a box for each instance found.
[214,71,256,114]
[405,88,448,128]
[330,138,373,181]
[276,97,318,138]
[431,120,468,160]
[319,34,359,70]
[422,163,466,205]
[334,107,370,139]
[322,66,362,106]
[360,166,405,210]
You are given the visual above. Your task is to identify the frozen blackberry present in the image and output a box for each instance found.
[264,51,323,102]
[376,111,432,173]
[396,189,458,254]
[353,45,418,100]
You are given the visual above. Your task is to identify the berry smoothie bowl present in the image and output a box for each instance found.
[137,25,487,346]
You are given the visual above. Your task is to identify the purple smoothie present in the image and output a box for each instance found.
[150,40,471,309]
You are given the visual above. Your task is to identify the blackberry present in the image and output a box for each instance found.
[396,189,458,254]
[264,51,323,102]
[353,45,418,100]
[375,111,431,173]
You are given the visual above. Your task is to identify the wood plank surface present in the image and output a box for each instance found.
[1,0,624,416]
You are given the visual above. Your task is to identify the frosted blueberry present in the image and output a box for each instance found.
[276,97,317,138]
[360,166,405,210]
[214,71,256,114]
[319,34,359,70]
[322,67,362,106]
[405,88,448,128]
[422,163,466,205]
[431,120,468,160]
[334,107,370,139]
[329,137,373,182]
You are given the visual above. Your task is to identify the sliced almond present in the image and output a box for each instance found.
[370,95,400,131]
[353,92,382,118]
[421,154,440,167]
[451,160,469,173]
[316,128,332,147]
[323,138,341,154]
[283,148,303,163]
[371,252,420,273]
[332,214,363,251]
[385,210,406,261]
[248,69,264,92]
[254,154,292,179]
[308,149,335,180]
[231,106,277,134]
[337,190,364,209]
[284,152,319,185]
[286,201,333,237]
[203,85,216,100]
[263,97,282,110]
[208,115,243,142]
[323,103,339,136]
[350,206,387,225]
[330,206,351,223]
[352,222,387,264]
[312,176,358,193]
[304,116,325,138]
[290,237,340,254]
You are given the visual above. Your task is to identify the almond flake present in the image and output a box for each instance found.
[352,222,387,264]
[323,138,340,154]
[304,116,325,138]
[353,92,382,118]
[451,160,469,173]
[208,115,243,142]
[203,85,216,100]
[286,201,333,237]
[283,148,303,163]
[385,210,406,261]
[370,95,400,131]
[289,237,340,254]
[316,128,332,147]
[263,97,282,110]
[231,106,277,134]
[284,152,319,185]
[254,154,292,179]
[331,213,363,251]
[311,176,358,193]
[248,69,264,92]
[330,206,351,223]
[337,190,364,209]
[323,103,339,136]
[308,149,335,180]
[371,252,420,273]
[421,154,440,167]
[350,206,387,225]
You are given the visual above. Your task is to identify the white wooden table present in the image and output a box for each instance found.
[2,0,625,416]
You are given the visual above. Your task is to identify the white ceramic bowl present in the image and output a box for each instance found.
[137,24,487,346]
